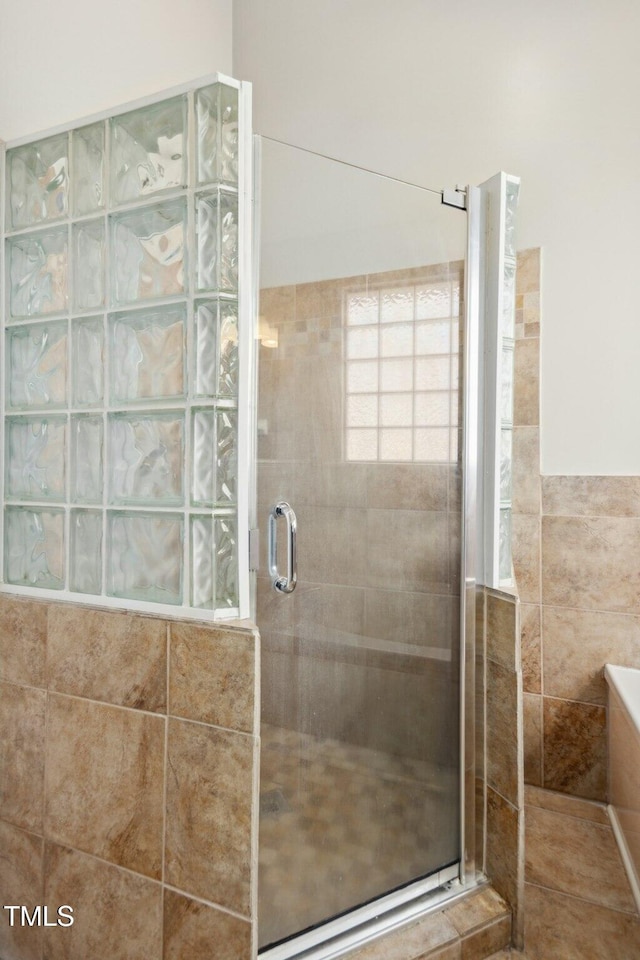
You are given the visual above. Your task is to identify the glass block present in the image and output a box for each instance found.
[72,122,105,216]
[499,507,513,582]
[501,340,515,424]
[111,199,186,305]
[111,96,187,205]
[108,511,183,604]
[110,305,185,403]
[109,412,184,504]
[347,394,378,428]
[346,429,377,461]
[414,427,450,462]
[6,416,66,501]
[8,228,68,319]
[72,317,104,406]
[380,393,412,427]
[415,282,452,320]
[415,356,450,391]
[504,179,520,260]
[191,515,214,609]
[380,288,414,323]
[380,358,412,392]
[380,322,413,356]
[416,320,451,355]
[191,407,238,507]
[194,300,239,398]
[7,320,67,410]
[347,360,378,394]
[7,134,68,230]
[73,219,105,312]
[214,515,238,608]
[70,509,102,594]
[196,82,239,186]
[380,428,412,461]
[346,293,378,325]
[71,415,103,503]
[414,392,450,426]
[500,427,513,502]
[4,506,64,589]
[347,325,378,360]
[196,189,238,293]
[502,260,516,339]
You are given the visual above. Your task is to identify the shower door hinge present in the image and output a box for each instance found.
[442,186,467,210]
[249,528,260,571]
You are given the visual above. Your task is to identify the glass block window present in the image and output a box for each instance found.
[345,267,462,463]
[2,78,247,618]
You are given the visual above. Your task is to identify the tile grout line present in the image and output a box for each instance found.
[524,879,640,918]
[160,620,170,955]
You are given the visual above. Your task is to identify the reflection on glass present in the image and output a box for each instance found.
[4,506,64,588]
[111,200,186,305]
[110,97,187,205]
[8,229,68,319]
[108,511,183,604]
[7,134,68,229]
[70,510,102,594]
[7,321,67,410]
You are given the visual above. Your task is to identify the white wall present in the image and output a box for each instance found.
[0,0,233,141]
[234,0,640,476]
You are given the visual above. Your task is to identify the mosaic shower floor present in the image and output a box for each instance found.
[258,723,459,948]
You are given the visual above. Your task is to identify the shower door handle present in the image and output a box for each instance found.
[268,501,297,594]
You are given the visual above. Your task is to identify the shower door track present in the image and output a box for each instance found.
[260,864,467,960]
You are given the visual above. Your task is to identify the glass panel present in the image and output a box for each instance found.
[196,188,239,293]
[196,83,239,186]
[504,179,520,260]
[73,219,105,312]
[257,139,465,948]
[110,96,187,205]
[499,507,512,581]
[191,407,237,507]
[108,412,184,505]
[72,317,104,407]
[214,515,238,608]
[109,305,185,403]
[194,299,239,398]
[501,341,515,424]
[6,416,66,501]
[6,320,67,410]
[107,510,183,604]
[500,427,513,502]
[70,509,102,594]
[8,228,68,319]
[110,199,186,305]
[191,514,214,608]
[72,122,105,216]
[71,415,103,503]
[7,134,68,230]
[4,506,64,588]
[502,260,516,339]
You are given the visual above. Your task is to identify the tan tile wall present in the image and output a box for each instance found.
[0,596,259,960]
[482,589,525,949]
[514,248,640,804]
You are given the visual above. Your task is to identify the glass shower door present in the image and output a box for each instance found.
[256,140,467,951]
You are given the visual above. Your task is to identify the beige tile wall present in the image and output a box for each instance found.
[514,248,640,803]
[0,596,259,960]
[482,589,525,949]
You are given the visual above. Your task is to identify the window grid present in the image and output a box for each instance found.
[344,275,461,464]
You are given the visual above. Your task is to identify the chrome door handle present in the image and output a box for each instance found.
[268,501,297,593]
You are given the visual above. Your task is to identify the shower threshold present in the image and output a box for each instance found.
[259,863,479,960]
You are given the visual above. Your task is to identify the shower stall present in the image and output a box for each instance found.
[253,143,519,955]
[0,74,518,960]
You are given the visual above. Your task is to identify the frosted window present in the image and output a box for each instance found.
[344,275,461,463]
[2,79,244,616]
